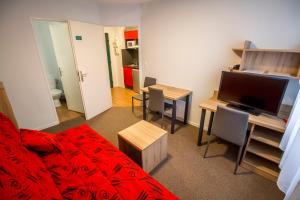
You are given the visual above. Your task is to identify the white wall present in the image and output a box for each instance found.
[104,26,126,87]
[141,0,300,126]
[32,20,63,91]
[99,3,141,26]
[0,0,102,129]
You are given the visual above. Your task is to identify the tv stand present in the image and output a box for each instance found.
[226,103,260,116]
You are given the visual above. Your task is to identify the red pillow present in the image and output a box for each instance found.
[20,129,62,153]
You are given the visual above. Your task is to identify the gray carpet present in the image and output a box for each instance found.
[44,106,284,200]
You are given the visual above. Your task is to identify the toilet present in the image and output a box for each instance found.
[49,79,63,107]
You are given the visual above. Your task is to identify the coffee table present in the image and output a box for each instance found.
[118,120,168,172]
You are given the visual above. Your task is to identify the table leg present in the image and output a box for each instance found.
[171,100,177,134]
[197,109,206,146]
[143,92,146,120]
[183,95,190,125]
[207,112,215,135]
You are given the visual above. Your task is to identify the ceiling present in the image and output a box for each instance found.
[91,0,152,4]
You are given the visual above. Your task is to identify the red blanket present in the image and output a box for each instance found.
[0,112,178,199]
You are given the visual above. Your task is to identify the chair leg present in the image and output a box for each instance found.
[146,109,149,121]
[131,97,134,113]
[203,135,211,158]
[234,145,243,174]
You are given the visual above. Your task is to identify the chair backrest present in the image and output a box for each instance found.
[148,87,164,112]
[144,77,156,87]
[211,105,249,146]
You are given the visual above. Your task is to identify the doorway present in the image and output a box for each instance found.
[32,19,84,123]
[104,26,141,108]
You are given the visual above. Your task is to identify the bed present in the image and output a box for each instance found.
[0,81,178,199]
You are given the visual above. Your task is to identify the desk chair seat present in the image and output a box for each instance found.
[204,105,249,174]
[132,77,156,113]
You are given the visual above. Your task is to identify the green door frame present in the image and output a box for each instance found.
[105,33,113,88]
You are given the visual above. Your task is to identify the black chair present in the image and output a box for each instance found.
[147,87,172,128]
[132,77,156,113]
[204,105,249,174]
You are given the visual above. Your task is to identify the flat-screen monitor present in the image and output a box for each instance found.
[218,71,289,116]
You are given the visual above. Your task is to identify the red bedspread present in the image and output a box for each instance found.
[0,112,178,200]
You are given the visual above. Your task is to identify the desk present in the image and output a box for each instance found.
[141,84,192,133]
[197,98,286,146]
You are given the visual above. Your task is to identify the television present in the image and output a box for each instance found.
[218,71,289,116]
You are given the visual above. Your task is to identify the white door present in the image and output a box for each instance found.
[49,22,84,113]
[68,21,112,120]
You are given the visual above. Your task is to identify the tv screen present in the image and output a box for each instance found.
[218,71,289,116]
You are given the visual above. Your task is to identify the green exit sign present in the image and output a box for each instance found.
[75,35,82,40]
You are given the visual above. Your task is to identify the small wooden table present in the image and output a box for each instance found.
[118,120,168,172]
[141,84,192,134]
[197,98,286,146]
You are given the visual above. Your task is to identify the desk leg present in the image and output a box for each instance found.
[171,100,177,134]
[143,92,146,120]
[207,112,215,135]
[197,109,206,146]
[183,95,190,125]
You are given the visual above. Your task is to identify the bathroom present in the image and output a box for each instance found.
[32,20,84,123]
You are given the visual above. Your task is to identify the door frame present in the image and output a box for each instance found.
[103,25,143,90]
[30,18,86,128]
[105,33,114,88]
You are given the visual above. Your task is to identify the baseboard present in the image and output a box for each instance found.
[187,120,208,131]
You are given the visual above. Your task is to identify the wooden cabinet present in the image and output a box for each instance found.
[241,124,284,181]
[124,30,138,40]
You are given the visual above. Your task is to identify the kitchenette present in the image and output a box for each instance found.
[122,29,140,93]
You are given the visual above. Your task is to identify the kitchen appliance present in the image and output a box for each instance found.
[127,40,137,48]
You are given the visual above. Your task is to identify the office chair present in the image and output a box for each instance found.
[132,77,156,113]
[147,87,172,128]
[204,105,249,174]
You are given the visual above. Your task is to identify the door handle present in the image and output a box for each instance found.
[79,71,88,82]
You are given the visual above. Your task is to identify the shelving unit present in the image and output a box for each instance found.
[241,124,284,182]
[230,41,300,182]
[232,41,300,79]
[243,153,280,181]
[250,126,282,148]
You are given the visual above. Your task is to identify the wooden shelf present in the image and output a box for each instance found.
[247,140,282,164]
[245,48,300,54]
[242,153,280,182]
[232,48,243,57]
[251,126,282,148]
[232,48,300,57]
[232,41,300,78]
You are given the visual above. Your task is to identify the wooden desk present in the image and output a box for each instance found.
[197,98,286,146]
[198,98,287,181]
[141,84,192,133]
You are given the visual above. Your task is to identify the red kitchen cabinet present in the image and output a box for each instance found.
[124,30,138,40]
[123,66,133,87]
